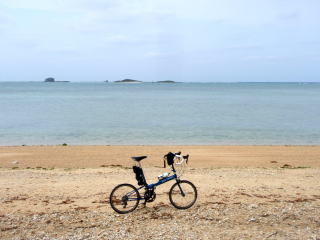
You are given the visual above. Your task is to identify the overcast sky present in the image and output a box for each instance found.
[0,0,320,82]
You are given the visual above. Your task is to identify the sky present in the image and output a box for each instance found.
[0,0,320,82]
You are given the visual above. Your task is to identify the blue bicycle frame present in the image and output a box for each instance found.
[146,173,177,189]
[126,173,178,201]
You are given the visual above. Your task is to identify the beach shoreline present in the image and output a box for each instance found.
[0,145,319,169]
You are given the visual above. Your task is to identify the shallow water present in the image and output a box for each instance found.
[0,82,319,145]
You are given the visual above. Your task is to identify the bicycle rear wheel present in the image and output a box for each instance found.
[110,183,140,214]
[169,180,197,209]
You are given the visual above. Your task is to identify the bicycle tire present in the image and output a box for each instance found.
[110,183,140,214]
[169,180,197,209]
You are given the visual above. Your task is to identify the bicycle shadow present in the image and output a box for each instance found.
[134,202,175,219]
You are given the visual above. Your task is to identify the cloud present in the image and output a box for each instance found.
[0,13,7,23]
[0,15,6,31]
[224,44,263,51]
[1,0,59,11]
[298,40,320,46]
[0,12,15,34]
[278,12,299,21]
[242,55,281,61]
[1,0,320,82]
[144,51,180,58]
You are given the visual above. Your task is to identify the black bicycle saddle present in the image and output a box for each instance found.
[131,156,147,162]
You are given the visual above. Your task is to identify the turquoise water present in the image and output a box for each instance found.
[0,82,320,145]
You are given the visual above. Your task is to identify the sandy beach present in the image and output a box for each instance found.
[1,145,320,169]
[1,145,320,239]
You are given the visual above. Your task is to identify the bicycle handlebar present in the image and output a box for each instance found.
[173,152,189,165]
[163,151,190,168]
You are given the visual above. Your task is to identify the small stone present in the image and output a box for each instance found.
[12,161,19,164]
[248,217,257,222]
[248,204,258,209]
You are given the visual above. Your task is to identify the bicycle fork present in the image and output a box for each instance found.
[176,179,186,197]
[171,164,186,197]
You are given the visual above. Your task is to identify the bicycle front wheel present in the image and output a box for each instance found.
[169,180,197,209]
[110,183,140,214]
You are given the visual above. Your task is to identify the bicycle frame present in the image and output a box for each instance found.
[146,173,177,189]
[125,174,177,201]
[125,154,188,201]
[125,157,184,201]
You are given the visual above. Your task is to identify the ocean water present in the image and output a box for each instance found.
[0,82,320,145]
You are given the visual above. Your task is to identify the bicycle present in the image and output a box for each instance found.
[109,152,198,214]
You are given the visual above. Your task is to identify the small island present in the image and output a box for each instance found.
[157,80,176,83]
[44,77,70,83]
[44,77,55,82]
[114,79,142,83]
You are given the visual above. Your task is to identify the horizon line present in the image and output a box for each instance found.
[1,81,320,83]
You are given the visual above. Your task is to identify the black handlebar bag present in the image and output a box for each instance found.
[164,152,175,168]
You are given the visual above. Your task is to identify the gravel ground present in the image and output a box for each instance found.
[1,167,320,240]
[1,201,320,239]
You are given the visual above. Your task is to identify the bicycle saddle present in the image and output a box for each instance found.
[131,156,147,162]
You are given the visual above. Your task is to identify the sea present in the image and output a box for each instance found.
[0,82,319,146]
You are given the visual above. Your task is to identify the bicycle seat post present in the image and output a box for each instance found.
[137,161,142,168]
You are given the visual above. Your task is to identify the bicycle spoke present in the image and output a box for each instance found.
[110,184,140,214]
[169,180,197,209]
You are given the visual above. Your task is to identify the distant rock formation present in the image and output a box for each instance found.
[44,77,55,82]
[114,79,142,83]
[105,80,109,83]
[44,77,70,83]
[157,80,176,83]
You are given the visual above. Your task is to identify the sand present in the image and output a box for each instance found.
[0,145,320,169]
[0,145,320,239]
